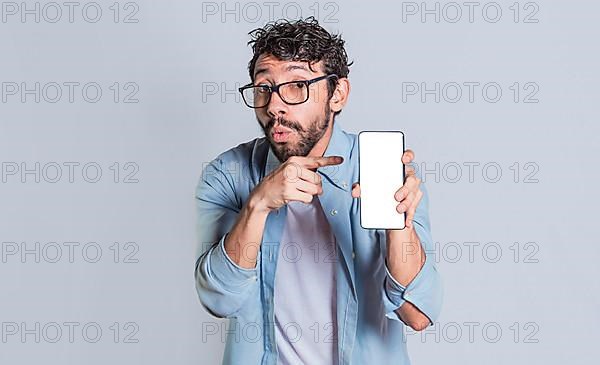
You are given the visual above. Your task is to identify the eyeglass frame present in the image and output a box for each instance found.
[238,74,339,108]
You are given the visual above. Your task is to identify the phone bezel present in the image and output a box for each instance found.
[358,130,406,230]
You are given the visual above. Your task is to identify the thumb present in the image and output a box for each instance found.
[351,182,361,198]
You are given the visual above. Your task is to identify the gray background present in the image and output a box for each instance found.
[0,0,598,363]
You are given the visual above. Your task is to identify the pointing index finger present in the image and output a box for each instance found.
[305,155,344,169]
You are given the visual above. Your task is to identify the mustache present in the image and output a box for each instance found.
[265,117,305,133]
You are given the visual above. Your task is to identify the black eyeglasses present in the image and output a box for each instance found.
[238,74,338,108]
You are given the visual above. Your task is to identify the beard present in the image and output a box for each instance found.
[259,103,331,163]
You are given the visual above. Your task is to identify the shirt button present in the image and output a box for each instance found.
[330,209,338,216]
[352,251,356,259]
[341,181,348,189]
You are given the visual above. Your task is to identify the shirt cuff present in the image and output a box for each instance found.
[382,258,407,321]
[400,255,440,325]
[206,232,259,294]
[385,258,407,303]
[383,252,441,325]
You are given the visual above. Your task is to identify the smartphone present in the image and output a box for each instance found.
[358,131,406,230]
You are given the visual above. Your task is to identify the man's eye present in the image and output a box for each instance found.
[292,82,305,89]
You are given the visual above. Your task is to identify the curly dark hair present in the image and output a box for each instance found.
[247,17,352,99]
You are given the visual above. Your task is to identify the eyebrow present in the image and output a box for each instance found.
[254,63,311,79]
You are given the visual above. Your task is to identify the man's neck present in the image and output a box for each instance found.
[307,121,335,158]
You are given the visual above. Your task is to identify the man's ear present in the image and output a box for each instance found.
[330,77,350,113]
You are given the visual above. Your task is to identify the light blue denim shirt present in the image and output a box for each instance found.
[195,121,443,365]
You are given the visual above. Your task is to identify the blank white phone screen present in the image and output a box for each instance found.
[358,131,405,229]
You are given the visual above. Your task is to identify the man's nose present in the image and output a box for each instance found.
[266,90,288,118]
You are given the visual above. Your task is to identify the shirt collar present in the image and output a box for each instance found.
[264,121,353,191]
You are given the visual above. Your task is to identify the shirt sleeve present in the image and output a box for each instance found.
[380,179,444,325]
[194,157,260,318]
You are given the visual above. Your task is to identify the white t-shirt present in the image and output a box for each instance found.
[274,196,338,365]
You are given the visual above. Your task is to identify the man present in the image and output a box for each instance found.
[195,17,442,365]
